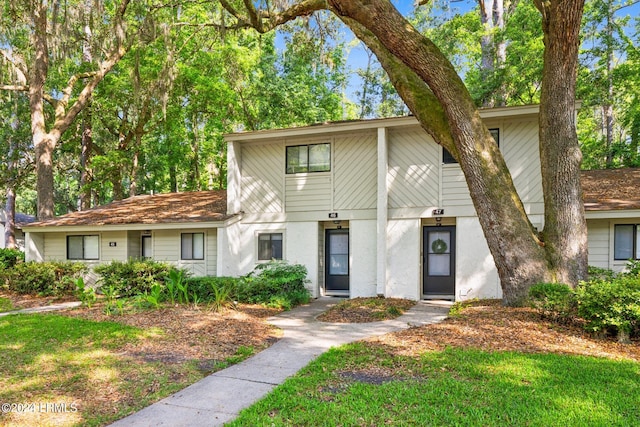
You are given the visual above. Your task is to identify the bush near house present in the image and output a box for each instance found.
[94,259,180,297]
[529,261,640,342]
[238,261,311,309]
[0,248,24,269]
[0,261,87,296]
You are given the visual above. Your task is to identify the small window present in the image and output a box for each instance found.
[258,233,283,260]
[614,224,640,260]
[286,143,330,173]
[443,128,500,164]
[67,235,99,260]
[181,233,204,260]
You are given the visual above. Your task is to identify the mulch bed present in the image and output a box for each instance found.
[369,299,640,362]
[317,297,415,323]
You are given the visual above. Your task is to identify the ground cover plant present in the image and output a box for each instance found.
[0,299,281,427]
[229,300,640,427]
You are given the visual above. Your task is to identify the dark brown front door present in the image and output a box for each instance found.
[325,229,349,293]
[423,226,455,297]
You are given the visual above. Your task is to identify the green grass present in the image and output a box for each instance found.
[0,297,13,313]
[229,343,640,427]
[0,314,203,426]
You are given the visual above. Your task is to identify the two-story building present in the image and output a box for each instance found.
[23,105,640,300]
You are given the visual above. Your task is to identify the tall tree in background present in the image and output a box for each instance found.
[0,0,156,219]
[219,0,586,304]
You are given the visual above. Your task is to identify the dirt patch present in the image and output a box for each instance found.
[318,297,415,323]
[369,300,640,361]
[62,303,283,363]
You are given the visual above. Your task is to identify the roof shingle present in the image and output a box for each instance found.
[27,190,230,227]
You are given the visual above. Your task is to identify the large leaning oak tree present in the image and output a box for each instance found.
[218,0,588,305]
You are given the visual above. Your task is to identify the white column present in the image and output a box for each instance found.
[226,141,241,214]
[376,127,388,296]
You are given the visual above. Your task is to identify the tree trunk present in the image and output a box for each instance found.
[536,0,588,285]
[4,187,16,250]
[330,0,552,304]
[79,101,93,210]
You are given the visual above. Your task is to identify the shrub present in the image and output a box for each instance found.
[587,265,617,282]
[0,248,24,269]
[237,260,310,309]
[185,276,240,302]
[528,282,575,322]
[94,259,179,297]
[1,261,87,296]
[574,277,640,342]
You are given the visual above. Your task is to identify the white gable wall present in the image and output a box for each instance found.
[223,107,551,301]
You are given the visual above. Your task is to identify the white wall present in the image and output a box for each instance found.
[385,218,421,300]
[285,222,320,297]
[455,217,501,300]
[349,220,378,298]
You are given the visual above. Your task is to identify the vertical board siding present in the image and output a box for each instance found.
[334,133,377,210]
[241,143,283,213]
[388,128,439,209]
[587,220,610,268]
[285,173,332,212]
[502,119,542,203]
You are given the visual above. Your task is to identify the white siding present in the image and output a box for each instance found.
[127,230,141,259]
[241,142,283,213]
[502,119,543,205]
[587,219,610,269]
[388,128,439,209]
[333,133,377,210]
[286,222,319,297]
[100,231,128,262]
[441,166,471,208]
[285,173,332,212]
[44,232,66,261]
[153,230,179,262]
[206,230,217,276]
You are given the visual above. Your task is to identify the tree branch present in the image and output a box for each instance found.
[219,0,327,33]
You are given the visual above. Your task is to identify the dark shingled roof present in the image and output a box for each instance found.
[27,190,231,227]
[581,168,640,211]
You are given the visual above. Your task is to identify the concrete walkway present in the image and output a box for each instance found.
[0,301,82,317]
[109,297,451,427]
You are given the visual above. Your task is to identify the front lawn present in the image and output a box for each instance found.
[229,300,640,427]
[0,303,281,427]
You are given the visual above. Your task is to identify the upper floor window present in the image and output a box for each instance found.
[286,143,330,174]
[443,128,500,164]
[258,233,283,260]
[67,235,99,260]
[181,232,204,260]
[614,224,640,260]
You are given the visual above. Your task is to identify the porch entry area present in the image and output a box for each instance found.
[322,226,350,296]
[423,225,456,300]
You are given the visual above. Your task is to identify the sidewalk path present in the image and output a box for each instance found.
[0,301,82,317]
[109,297,451,427]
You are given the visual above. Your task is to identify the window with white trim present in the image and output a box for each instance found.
[258,233,283,260]
[286,143,330,174]
[181,233,204,260]
[614,224,640,260]
[443,128,500,164]
[67,235,99,260]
